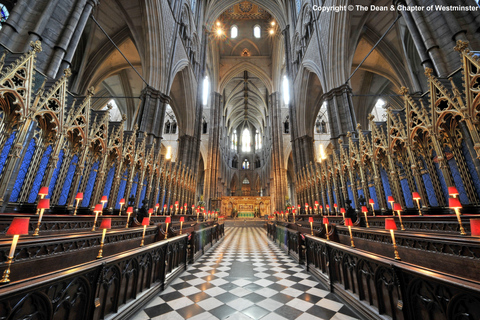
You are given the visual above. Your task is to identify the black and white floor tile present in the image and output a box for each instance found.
[132,227,361,320]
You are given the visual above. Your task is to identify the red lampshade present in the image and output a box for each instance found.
[305,203,309,207]
[345,218,353,226]
[369,199,375,205]
[184,203,187,207]
[388,196,394,202]
[38,186,48,196]
[156,203,160,208]
[165,217,171,223]
[196,209,199,213]
[94,204,103,213]
[393,203,402,211]
[148,208,154,214]
[385,218,397,230]
[208,210,211,214]
[75,192,84,200]
[412,192,421,200]
[323,217,329,225]
[297,204,300,208]
[281,211,284,214]
[293,209,296,214]
[142,218,150,226]
[470,219,480,236]
[175,201,179,205]
[119,198,125,205]
[315,201,319,206]
[163,204,167,209]
[192,205,195,209]
[180,217,184,222]
[101,196,108,202]
[170,205,173,209]
[449,197,462,209]
[326,205,330,209]
[448,186,459,196]
[309,217,313,223]
[6,217,30,235]
[319,205,323,210]
[334,204,338,208]
[361,206,368,213]
[99,218,111,229]
[37,198,50,209]
[340,208,346,214]
[126,207,133,214]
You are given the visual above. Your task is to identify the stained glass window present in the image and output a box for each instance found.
[0,4,9,29]
[296,0,302,14]
[242,159,250,170]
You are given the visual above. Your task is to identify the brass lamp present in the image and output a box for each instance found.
[180,216,184,234]
[34,198,50,236]
[164,216,171,239]
[368,199,375,216]
[119,198,125,215]
[314,201,319,214]
[100,196,108,210]
[74,192,83,216]
[387,196,395,213]
[97,218,111,259]
[393,203,405,230]
[361,206,370,228]
[191,205,195,216]
[412,192,422,215]
[448,186,459,199]
[148,208,154,221]
[170,205,174,215]
[326,204,331,215]
[323,217,330,240]
[38,186,48,200]
[345,218,355,248]
[449,198,466,235]
[126,206,133,228]
[292,209,296,223]
[92,204,103,231]
[305,203,309,215]
[140,218,150,246]
[174,201,179,215]
[163,204,167,215]
[340,207,346,220]
[319,205,323,215]
[196,208,200,222]
[1,217,30,284]
[333,203,338,215]
[183,203,187,214]
[385,218,401,260]
[155,203,160,215]
[309,217,314,235]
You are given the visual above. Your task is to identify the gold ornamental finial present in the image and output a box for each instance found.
[87,86,95,97]
[424,67,433,78]
[30,40,42,53]
[399,86,409,95]
[64,68,72,77]
[367,114,375,121]
[454,40,469,53]
[357,123,362,130]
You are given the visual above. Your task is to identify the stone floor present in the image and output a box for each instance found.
[132,226,362,320]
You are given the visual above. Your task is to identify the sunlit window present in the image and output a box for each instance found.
[369,98,387,129]
[283,75,290,105]
[231,25,238,38]
[253,25,261,38]
[242,160,250,170]
[255,130,262,150]
[242,128,251,152]
[203,76,210,106]
[231,130,237,150]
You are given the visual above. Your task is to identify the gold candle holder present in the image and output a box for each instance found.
[385,218,400,260]
[97,218,111,259]
[450,198,466,235]
[34,199,50,236]
[393,203,405,231]
[164,217,171,239]
[362,206,370,228]
[1,218,30,284]
[323,217,329,240]
[140,218,150,246]
[345,218,355,248]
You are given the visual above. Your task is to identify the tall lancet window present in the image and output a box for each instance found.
[255,130,262,150]
[242,128,251,152]
[283,75,290,105]
[231,130,237,150]
[231,25,238,38]
[0,4,9,29]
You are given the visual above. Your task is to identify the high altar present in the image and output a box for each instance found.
[220,197,271,218]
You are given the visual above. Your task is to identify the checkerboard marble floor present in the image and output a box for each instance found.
[132,227,362,320]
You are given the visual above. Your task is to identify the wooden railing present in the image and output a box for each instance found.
[0,223,224,320]
[267,222,480,320]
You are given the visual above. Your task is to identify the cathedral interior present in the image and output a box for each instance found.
[0,0,480,319]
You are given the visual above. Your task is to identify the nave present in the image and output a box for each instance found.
[134,226,361,320]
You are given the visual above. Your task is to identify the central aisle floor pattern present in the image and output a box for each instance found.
[133,227,360,320]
